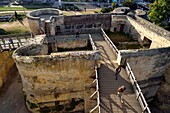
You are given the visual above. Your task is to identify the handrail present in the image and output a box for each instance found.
[0,42,22,51]
[95,68,101,113]
[100,28,119,55]
[89,67,100,113]
[125,62,151,113]
[89,34,97,51]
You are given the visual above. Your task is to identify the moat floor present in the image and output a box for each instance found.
[0,66,30,113]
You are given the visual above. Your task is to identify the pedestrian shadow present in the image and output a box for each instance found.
[18,19,25,26]
[98,64,140,112]
[100,96,138,113]
[121,99,138,113]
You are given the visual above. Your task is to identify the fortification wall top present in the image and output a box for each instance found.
[134,15,170,38]
[120,47,170,58]
[13,45,100,64]
[64,13,111,29]
[26,8,63,20]
[13,44,47,56]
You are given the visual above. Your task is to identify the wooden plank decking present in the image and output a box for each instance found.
[91,33,142,113]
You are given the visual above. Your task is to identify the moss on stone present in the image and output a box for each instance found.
[39,106,51,113]
[65,98,84,112]
[27,100,38,109]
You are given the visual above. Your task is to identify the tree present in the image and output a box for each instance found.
[112,2,116,9]
[148,0,170,25]
[123,0,137,10]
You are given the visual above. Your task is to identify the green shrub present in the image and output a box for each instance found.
[0,28,7,35]
[101,7,113,13]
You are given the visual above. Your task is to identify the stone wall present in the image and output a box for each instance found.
[56,39,88,49]
[13,44,100,112]
[118,47,170,101]
[63,14,111,31]
[0,51,15,87]
[27,18,40,35]
[127,16,170,48]
[27,8,63,35]
[110,15,170,49]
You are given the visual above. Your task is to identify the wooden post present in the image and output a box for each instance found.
[17,42,20,47]
[2,38,6,47]
[8,43,11,51]
[17,37,22,46]
[0,44,3,52]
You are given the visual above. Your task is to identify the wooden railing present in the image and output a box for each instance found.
[0,33,30,52]
[100,28,119,56]
[89,67,100,113]
[99,28,151,112]
[89,34,97,51]
[125,62,151,113]
[0,42,22,51]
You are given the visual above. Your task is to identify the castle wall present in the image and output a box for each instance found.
[111,15,141,43]
[127,16,170,48]
[27,17,40,35]
[118,47,170,101]
[27,13,111,36]
[13,44,100,112]
[63,14,111,31]
[27,8,63,35]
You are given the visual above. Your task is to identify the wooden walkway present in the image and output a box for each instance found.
[0,34,30,51]
[91,33,142,113]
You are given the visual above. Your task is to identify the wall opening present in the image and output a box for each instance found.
[142,37,152,48]
[55,26,61,34]
[120,24,124,32]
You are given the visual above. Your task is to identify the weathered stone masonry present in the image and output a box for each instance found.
[20,8,170,112]
[13,35,100,112]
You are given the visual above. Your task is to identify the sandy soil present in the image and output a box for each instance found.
[0,18,30,34]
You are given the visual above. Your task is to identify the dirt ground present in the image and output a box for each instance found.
[0,19,30,34]
[0,9,99,35]
[0,64,30,113]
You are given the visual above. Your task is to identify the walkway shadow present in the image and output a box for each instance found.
[96,43,116,69]
[98,64,139,112]
[121,99,138,113]
[98,64,134,95]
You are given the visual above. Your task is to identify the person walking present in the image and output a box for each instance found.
[117,85,126,103]
[9,37,13,44]
[115,66,121,80]
[76,30,79,38]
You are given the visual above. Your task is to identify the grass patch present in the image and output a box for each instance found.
[5,27,30,34]
[105,31,143,50]
[0,4,53,11]
[105,31,135,43]
[0,18,30,35]
[0,7,27,11]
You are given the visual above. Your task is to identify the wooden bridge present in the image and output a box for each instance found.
[89,29,151,113]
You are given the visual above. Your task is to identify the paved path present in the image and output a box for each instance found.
[91,33,142,113]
